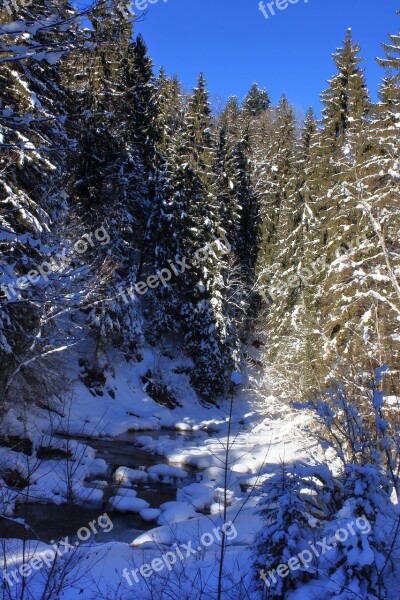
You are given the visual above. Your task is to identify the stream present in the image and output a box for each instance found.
[0,430,198,544]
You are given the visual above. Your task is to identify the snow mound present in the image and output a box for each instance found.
[87,458,108,478]
[177,483,215,511]
[147,464,187,482]
[158,501,198,525]
[230,463,252,474]
[140,508,161,521]
[167,448,212,469]
[114,466,148,483]
[214,487,236,505]
[109,496,150,513]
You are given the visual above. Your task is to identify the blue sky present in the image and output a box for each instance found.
[132,0,399,118]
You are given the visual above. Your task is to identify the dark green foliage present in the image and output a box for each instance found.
[2,2,400,414]
[242,82,271,118]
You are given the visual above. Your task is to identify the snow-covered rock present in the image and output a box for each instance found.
[230,463,252,474]
[140,508,161,522]
[177,483,214,511]
[157,501,198,525]
[147,464,187,482]
[109,496,150,513]
[87,458,108,478]
[113,466,148,483]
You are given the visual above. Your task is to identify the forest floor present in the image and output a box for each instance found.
[0,346,323,599]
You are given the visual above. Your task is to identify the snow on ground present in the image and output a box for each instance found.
[114,466,148,483]
[53,347,229,438]
[0,437,106,514]
[147,464,188,482]
[140,508,161,522]
[0,347,323,599]
[109,496,150,513]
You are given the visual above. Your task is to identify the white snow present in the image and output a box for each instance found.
[140,508,161,521]
[147,464,188,482]
[157,501,199,525]
[0,348,350,599]
[109,496,150,513]
[177,483,215,511]
[114,466,148,483]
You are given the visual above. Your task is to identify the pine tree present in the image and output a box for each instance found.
[75,0,132,113]
[300,30,373,392]
[253,465,315,598]
[338,17,400,393]
[127,34,159,177]
[218,95,240,141]
[212,126,240,247]
[323,465,389,599]
[242,82,270,119]
[155,68,184,155]
[265,109,319,394]
[182,72,215,175]
[145,74,241,400]
[62,0,148,369]
[0,0,88,406]
[228,134,259,285]
[255,94,296,290]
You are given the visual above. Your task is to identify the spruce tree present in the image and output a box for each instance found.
[228,134,259,286]
[155,68,184,155]
[253,465,315,598]
[301,30,372,393]
[266,109,319,394]
[127,34,159,177]
[335,17,400,393]
[213,126,240,248]
[0,0,84,405]
[218,95,240,142]
[242,82,270,118]
[145,74,241,400]
[255,94,296,290]
[63,0,148,368]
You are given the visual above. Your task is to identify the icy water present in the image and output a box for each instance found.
[0,430,197,544]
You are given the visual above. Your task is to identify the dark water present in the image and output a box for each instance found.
[0,484,178,543]
[1,430,196,544]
